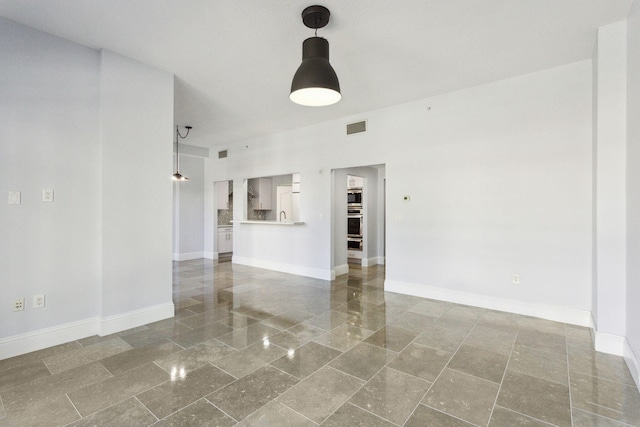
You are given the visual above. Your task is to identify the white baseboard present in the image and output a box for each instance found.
[204,251,216,260]
[173,252,205,261]
[384,279,592,327]
[0,302,176,361]
[594,331,625,356]
[233,256,332,280]
[623,339,640,390]
[334,264,349,278]
[362,256,384,267]
[0,317,98,360]
[99,302,175,336]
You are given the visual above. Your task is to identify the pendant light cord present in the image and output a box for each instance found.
[175,126,191,172]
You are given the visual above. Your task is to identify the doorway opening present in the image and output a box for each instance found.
[214,180,233,261]
[331,164,386,278]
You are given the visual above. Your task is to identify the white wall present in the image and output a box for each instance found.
[0,20,175,358]
[592,22,628,352]
[205,60,593,324]
[173,154,205,260]
[626,0,640,387]
[99,50,174,327]
[0,18,101,338]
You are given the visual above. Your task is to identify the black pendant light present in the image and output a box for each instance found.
[290,5,341,107]
[173,125,191,181]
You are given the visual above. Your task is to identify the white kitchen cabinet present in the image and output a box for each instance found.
[254,177,272,210]
[216,181,230,210]
[218,228,233,253]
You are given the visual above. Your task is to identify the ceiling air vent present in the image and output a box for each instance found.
[346,120,366,135]
[218,150,228,159]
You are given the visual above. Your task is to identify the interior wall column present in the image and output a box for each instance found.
[593,21,627,354]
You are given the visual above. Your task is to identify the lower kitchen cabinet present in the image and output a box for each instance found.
[218,228,233,253]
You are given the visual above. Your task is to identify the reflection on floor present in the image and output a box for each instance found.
[1,259,639,426]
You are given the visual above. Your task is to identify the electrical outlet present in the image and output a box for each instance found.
[13,298,25,311]
[512,274,520,284]
[33,294,45,308]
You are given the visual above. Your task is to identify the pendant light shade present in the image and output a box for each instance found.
[290,37,341,106]
[172,171,188,181]
[290,5,341,107]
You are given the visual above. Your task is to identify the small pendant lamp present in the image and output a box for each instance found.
[290,5,341,107]
[173,125,192,181]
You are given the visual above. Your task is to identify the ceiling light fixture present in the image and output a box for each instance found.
[290,5,341,107]
[173,125,192,181]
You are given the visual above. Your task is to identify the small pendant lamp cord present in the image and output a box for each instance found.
[175,126,191,172]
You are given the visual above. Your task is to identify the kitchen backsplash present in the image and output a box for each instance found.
[217,181,233,225]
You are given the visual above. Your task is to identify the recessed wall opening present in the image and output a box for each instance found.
[331,164,386,278]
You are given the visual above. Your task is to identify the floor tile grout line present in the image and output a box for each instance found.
[63,393,82,425]
[134,396,159,422]
[486,327,518,426]
[565,323,576,427]
[571,407,635,427]
[202,395,239,423]
[400,319,479,426]
[315,364,403,426]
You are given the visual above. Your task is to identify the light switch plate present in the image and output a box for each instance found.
[8,191,21,205]
[42,189,54,202]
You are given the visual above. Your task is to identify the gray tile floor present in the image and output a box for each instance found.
[1,259,639,426]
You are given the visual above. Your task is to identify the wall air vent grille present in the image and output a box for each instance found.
[218,150,228,159]
[346,120,367,135]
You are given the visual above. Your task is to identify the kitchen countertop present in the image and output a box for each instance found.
[236,220,305,225]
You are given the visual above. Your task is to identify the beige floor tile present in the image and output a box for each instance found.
[154,399,235,426]
[387,342,451,382]
[68,363,169,416]
[270,341,342,379]
[0,359,51,392]
[423,368,500,426]
[1,394,80,427]
[489,405,551,426]
[236,401,316,427]
[349,367,431,425]
[100,340,183,376]
[1,362,111,414]
[277,366,364,424]
[497,370,571,427]
[322,402,396,427]
[6,261,634,426]
[66,397,156,427]
[464,325,517,355]
[364,325,420,352]
[207,365,298,420]
[313,324,373,351]
[216,323,281,349]
[153,340,236,374]
[136,363,234,419]
[405,404,475,427]
[570,371,640,425]
[329,342,396,381]
[509,344,569,385]
[447,343,509,383]
[212,340,285,378]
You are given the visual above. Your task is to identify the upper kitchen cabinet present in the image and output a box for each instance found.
[215,180,230,210]
[253,177,272,210]
[348,174,364,188]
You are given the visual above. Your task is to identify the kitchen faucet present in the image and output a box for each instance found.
[280,211,287,222]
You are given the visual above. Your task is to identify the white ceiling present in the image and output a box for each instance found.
[0,0,633,147]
